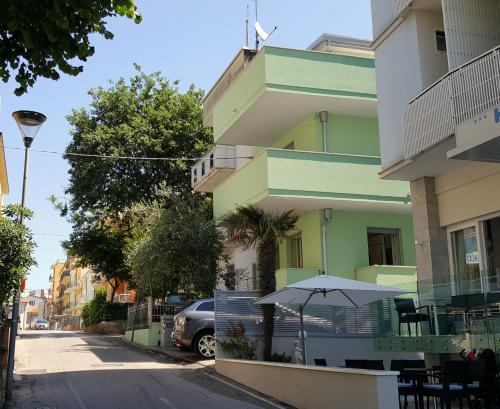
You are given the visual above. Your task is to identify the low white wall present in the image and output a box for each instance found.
[275,336,423,368]
[216,359,399,409]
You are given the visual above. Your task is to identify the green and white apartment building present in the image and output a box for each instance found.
[370,1,500,354]
[191,35,417,296]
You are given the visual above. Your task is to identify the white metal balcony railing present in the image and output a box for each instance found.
[191,145,236,188]
[114,293,132,304]
[403,45,500,159]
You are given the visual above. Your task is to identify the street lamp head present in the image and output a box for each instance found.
[12,110,47,148]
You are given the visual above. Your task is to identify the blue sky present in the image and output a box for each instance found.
[0,0,373,291]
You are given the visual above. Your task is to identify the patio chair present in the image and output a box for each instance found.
[314,358,327,367]
[391,360,420,409]
[366,360,385,370]
[394,298,431,336]
[419,360,472,409]
[345,359,368,369]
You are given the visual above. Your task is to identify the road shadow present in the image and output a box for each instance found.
[7,367,286,409]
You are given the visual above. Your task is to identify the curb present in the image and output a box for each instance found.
[118,337,215,368]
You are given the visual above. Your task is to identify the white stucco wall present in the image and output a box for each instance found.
[373,10,448,170]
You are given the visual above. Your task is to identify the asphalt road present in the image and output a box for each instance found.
[7,330,287,409]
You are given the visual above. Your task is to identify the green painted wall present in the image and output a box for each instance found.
[213,152,268,219]
[276,268,321,289]
[355,265,417,292]
[271,114,321,152]
[326,210,416,280]
[124,322,161,347]
[328,114,380,156]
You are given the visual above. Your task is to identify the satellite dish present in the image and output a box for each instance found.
[255,21,270,41]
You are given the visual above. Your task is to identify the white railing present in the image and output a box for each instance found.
[403,46,500,159]
[191,145,236,188]
[114,293,133,304]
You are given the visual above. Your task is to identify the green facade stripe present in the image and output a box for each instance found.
[266,83,377,100]
[268,188,411,204]
[267,149,382,165]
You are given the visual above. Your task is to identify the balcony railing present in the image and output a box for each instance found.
[114,293,133,304]
[403,45,500,159]
[191,145,236,192]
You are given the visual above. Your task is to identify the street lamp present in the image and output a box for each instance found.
[5,110,46,400]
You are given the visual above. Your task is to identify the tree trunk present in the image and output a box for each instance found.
[258,237,277,361]
[108,278,119,302]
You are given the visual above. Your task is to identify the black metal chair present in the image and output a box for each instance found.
[366,360,384,370]
[419,360,475,409]
[446,294,486,333]
[394,298,431,336]
[314,358,327,367]
[391,360,420,409]
[345,359,367,369]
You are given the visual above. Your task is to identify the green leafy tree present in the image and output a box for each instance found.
[0,0,141,95]
[60,69,212,298]
[128,194,226,299]
[222,205,298,361]
[0,205,37,314]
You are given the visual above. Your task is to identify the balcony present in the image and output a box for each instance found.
[213,148,411,218]
[210,46,376,147]
[276,268,321,289]
[403,45,500,164]
[355,265,417,292]
[191,145,236,192]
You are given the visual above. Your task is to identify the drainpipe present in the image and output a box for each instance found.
[319,111,328,153]
[320,111,330,275]
[321,209,332,275]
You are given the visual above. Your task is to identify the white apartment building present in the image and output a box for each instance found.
[370,1,500,295]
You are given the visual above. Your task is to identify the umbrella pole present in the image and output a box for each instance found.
[299,304,306,365]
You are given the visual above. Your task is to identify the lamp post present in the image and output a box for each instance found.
[5,110,46,400]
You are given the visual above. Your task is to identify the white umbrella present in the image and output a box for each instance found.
[254,274,411,365]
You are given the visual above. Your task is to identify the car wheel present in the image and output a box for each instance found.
[194,331,215,359]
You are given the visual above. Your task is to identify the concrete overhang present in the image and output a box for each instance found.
[215,90,377,147]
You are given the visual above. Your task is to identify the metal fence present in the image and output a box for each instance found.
[215,291,395,340]
[403,45,500,159]
[127,303,149,330]
[126,299,192,330]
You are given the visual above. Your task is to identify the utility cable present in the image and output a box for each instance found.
[3,146,253,162]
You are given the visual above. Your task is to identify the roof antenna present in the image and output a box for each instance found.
[245,3,250,47]
[254,0,277,50]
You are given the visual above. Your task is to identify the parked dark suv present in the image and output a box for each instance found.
[171,299,215,358]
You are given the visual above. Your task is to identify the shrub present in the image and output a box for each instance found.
[81,287,128,327]
[219,321,257,360]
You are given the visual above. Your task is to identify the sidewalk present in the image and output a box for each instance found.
[120,337,215,368]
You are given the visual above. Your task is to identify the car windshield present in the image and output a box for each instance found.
[37,320,47,323]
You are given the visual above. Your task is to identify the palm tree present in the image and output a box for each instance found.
[222,205,298,361]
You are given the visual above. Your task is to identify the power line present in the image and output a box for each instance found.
[3,146,253,162]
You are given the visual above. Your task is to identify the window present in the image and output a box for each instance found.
[29,301,35,306]
[283,141,295,150]
[209,153,214,169]
[435,30,447,54]
[193,168,197,183]
[196,301,214,312]
[289,233,303,268]
[367,228,402,266]
[451,226,481,294]
[201,161,206,176]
